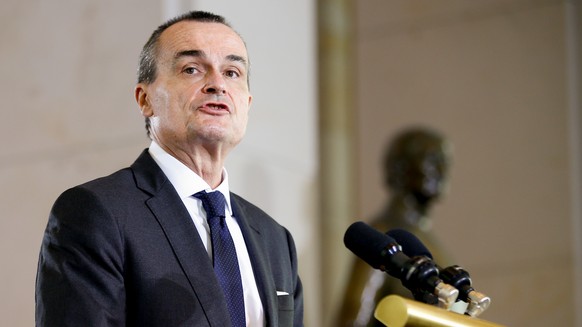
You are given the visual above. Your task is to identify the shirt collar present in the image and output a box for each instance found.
[148,141,232,214]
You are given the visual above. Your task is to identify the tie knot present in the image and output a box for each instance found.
[194,191,226,219]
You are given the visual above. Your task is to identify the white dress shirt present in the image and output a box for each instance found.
[148,141,264,327]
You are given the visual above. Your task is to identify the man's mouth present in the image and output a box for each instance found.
[199,102,230,114]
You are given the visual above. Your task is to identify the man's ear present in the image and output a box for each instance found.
[135,84,153,118]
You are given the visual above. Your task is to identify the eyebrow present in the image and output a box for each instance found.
[174,50,248,67]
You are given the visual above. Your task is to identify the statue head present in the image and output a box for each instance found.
[383,126,453,205]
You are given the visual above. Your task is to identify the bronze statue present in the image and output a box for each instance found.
[336,126,454,327]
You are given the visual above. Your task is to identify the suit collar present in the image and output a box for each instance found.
[131,151,280,326]
[148,142,235,215]
[130,149,168,196]
[131,150,231,325]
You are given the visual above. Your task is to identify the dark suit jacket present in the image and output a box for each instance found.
[35,150,304,327]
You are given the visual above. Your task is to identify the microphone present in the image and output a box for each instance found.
[385,228,433,259]
[386,228,491,317]
[344,221,458,309]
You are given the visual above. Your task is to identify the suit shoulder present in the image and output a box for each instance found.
[78,167,135,191]
[61,148,157,198]
[54,167,141,212]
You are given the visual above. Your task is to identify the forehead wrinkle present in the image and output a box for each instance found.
[172,49,247,67]
[173,49,205,63]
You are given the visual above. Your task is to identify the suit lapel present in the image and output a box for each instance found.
[131,150,230,326]
[230,195,278,326]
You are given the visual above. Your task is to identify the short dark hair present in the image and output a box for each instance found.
[137,11,237,138]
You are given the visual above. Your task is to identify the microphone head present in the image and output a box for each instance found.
[344,221,398,270]
[386,228,433,259]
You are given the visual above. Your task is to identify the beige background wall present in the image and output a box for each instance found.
[352,0,581,326]
[1,1,158,326]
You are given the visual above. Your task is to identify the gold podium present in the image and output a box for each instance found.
[374,295,506,327]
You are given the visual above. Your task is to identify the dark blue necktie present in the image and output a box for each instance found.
[194,191,246,327]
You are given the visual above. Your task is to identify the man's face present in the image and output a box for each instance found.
[137,21,252,151]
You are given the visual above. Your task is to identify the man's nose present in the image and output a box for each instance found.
[203,71,227,95]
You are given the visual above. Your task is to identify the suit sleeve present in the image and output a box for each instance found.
[35,187,126,327]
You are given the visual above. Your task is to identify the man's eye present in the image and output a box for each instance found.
[225,70,240,78]
[183,67,198,74]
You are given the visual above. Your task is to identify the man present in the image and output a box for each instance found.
[35,11,303,327]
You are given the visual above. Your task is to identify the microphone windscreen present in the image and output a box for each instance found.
[344,221,397,269]
[386,228,433,259]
